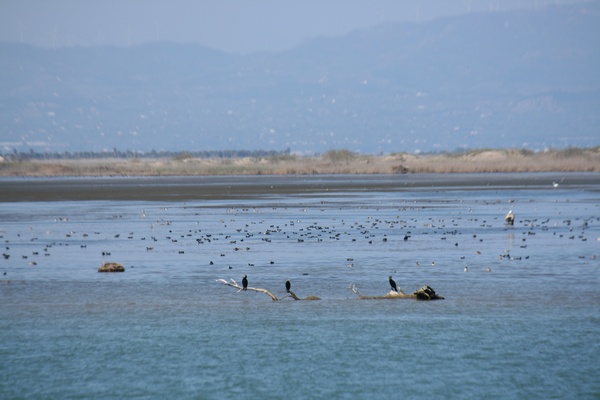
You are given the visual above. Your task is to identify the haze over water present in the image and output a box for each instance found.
[1,174,599,398]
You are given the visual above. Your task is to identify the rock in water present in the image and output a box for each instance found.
[413,285,444,300]
[98,262,125,272]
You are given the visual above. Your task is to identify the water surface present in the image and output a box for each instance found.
[1,174,599,399]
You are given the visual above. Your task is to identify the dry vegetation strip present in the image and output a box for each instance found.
[1,148,599,177]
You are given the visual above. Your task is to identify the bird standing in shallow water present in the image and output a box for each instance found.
[285,279,291,293]
[242,275,248,291]
[389,276,398,293]
[505,210,515,225]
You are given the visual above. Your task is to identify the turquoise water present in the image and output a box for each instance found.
[1,175,599,399]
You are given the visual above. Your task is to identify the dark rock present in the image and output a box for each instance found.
[413,285,444,300]
[98,262,125,272]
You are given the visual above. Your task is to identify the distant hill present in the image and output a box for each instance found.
[1,2,598,154]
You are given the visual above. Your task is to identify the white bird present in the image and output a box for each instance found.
[505,210,515,225]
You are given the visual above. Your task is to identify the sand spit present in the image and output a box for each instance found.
[1,148,599,177]
[2,172,599,203]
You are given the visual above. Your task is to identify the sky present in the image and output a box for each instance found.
[0,0,581,54]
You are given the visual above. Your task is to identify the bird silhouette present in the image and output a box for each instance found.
[389,276,398,292]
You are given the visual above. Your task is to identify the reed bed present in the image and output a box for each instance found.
[1,148,598,177]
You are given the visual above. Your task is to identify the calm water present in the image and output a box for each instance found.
[1,174,599,399]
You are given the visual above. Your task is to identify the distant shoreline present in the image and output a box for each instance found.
[2,172,600,203]
[1,148,599,177]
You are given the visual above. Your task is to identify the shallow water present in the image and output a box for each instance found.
[1,174,599,399]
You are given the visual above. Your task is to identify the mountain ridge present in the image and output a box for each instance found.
[1,2,598,154]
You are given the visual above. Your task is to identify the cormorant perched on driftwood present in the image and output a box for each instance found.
[285,279,291,293]
[216,276,320,301]
[389,276,398,292]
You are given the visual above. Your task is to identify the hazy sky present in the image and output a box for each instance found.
[0,0,583,53]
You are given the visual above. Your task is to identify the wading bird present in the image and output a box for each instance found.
[505,210,515,225]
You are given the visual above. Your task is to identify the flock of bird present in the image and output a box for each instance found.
[1,201,598,281]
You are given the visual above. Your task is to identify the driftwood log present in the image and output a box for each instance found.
[216,278,320,301]
[350,284,444,300]
[287,291,321,301]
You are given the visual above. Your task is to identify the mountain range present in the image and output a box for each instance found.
[1,2,599,155]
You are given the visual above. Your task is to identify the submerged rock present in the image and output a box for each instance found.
[413,285,444,300]
[303,295,321,301]
[98,262,125,272]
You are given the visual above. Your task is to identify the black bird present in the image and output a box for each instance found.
[242,275,248,291]
[389,275,398,293]
[285,279,291,293]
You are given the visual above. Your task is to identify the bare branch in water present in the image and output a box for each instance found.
[216,279,321,301]
[216,278,278,301]
[285,290,321,301]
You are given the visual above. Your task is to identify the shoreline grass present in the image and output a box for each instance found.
[1,148,599,177]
